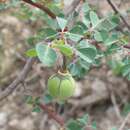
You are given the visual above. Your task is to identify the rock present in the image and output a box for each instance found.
[0,112,8,127]
[19,118,34,130]
[9,117,34,130]
[91,79,107,94]
[73,82,82,97]
[9,119,19,127]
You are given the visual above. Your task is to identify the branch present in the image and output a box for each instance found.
[119,113,130,130]
[106,0,130,31]
[0,0,56,100]
[39,102,65,126]
[123,45,130,49]
[0,58,36,101]
[22,0,56,19]
[64,0,81,16]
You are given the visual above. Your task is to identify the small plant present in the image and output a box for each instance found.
[1,0,130,130]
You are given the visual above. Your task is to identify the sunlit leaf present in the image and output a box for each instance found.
[25,48,37,57]
[56,17,67,31]
[89,11,100,27]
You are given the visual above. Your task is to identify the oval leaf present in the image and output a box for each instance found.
[89,11,100,27]
[36,43,57,67]
[56,17,67,31]
[76,47,97,63]
[53,44,73,57]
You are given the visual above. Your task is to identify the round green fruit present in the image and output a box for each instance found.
[47,71,75,100]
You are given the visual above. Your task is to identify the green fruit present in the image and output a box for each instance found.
[47,71,75,100]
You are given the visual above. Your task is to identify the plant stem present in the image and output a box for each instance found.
[22,0,56,19]
[106,0,130,31]
[62,55,67,72]
[39,102,65,126]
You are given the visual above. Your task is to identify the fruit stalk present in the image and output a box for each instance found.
[62,55,67,73]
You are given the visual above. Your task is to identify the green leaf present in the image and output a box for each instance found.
[24,95,34,104]
[69,63,81,76]
[68,63,87,79]
[66,120,84,130]
[43,94,53,104]
[56,17,67,31]
[79,59,90,70]
[89,11,100,27]
[34,97,40,104]
[36,43,57,67]
[108,59,124,75]
[82,16,91,28]
[66,32,82,42]
[123,103,130,116]
[104,36,119,46]
[37,28,57,40]
[25,48,37,57]
[123,56,130,64]
[82,2,90,13]
[111,15,120,25]
[99,30,109,41]
[127,73,130,80]
[0,0,19,10]
[91,121,97,129]
[97,16,119,31]
[76,46,97,64]
[42,14,58,30]
[94,29,109,42]
[76,40,90,48]
[105,44,120,55]
[111,127,118,130]
[53,44,73,57]
[32,106,41,113]
[77,114,89,126]
[70,25,84,35]
[94,31,103,42]
[122,64,130,77]
[76,50,92,63]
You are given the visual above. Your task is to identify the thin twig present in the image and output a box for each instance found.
[22,0,56,19]
[106,0,130,31]
[123,45,130,49]
[39,102,65,126]
[0,58,36,101]
[110,91,122,120]
[64,0,81,16]
[118,113,130,130]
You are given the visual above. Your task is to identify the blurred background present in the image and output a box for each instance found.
[0,0,130,130]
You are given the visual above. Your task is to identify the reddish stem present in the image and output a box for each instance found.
[123,45,130,49]
[39,103,65,126]
[22,0,56,19]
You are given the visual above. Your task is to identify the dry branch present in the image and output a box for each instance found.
[0,58,36,101]
[106,0,130,31]
[64,0,81,16]
[119,113,130,130]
